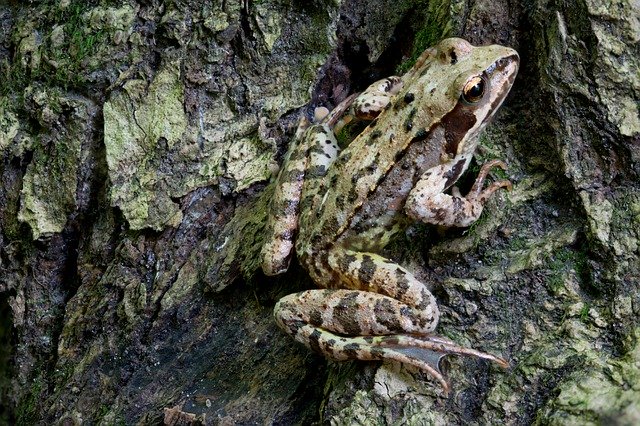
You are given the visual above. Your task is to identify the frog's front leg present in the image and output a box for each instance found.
[275,247,508,392]
[329,76,404,133]
[406,158,512,227]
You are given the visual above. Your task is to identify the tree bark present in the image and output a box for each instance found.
[0,0,638,424]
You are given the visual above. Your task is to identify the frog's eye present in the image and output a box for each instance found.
[461,76,487,104]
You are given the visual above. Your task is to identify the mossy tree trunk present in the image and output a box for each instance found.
[0,0,638,424]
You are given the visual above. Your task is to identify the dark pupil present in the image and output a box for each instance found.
[467,82,484,98]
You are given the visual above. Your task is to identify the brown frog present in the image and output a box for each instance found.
[261,38,519,391]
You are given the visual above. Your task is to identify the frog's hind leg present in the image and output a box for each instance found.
[261,124,340,276]
[276,247,507,390]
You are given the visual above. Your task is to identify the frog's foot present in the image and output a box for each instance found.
[287,323,507,394]
[468,159,512,203]
[378,334,509,394]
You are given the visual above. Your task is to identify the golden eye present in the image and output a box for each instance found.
[461,76,487,104]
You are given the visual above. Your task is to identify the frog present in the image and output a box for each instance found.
[260,38,519,392]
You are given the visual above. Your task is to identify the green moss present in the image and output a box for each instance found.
[1,1,132,99]
[335,120,370,149]
[579,303,590,322]
[544,246,590,292]
[98,404,110,420]
[396,0,451,73]
[103,57,188,231]
[0,61,30,101]
[15,379,43,425]
[45,2,109,88]
[52,362,75,385]
[546,273,565,295]
[18,127,82,238]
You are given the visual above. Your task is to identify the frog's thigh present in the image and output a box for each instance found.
[276,247,440,336]
[405,160,484,227]
[276,287,436,338]
[262,125,339,276]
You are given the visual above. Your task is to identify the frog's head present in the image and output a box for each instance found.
[407,37,519,157]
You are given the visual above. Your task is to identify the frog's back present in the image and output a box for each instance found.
[297,115,447,255]
[296,38,519,255]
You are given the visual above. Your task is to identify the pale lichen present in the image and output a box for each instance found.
[0,107,19,152]
[104,58,188,231]
[17,90,95,239]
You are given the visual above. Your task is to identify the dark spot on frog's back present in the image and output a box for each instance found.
[345,186,358,203]
[308,165,328,178]
[413,128,429,141]
[403,108,417,132]
[404,92,415,104]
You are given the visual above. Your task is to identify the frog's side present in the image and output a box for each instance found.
[261,38,519,391]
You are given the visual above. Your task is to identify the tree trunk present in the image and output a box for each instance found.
[0,0,638,424]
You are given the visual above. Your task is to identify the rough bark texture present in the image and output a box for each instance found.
[0,0,638,424]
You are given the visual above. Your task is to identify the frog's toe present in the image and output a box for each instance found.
[377,334,509,373]
[282,321,507,393]
[372,335,509,395]
[469,159,512,198]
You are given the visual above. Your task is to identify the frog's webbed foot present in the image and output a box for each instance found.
[377,334,509,393]
[283,321,507,394]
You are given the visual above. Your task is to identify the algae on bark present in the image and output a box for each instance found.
[1,0,639,424]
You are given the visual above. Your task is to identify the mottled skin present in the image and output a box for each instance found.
[261,38,519,392]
